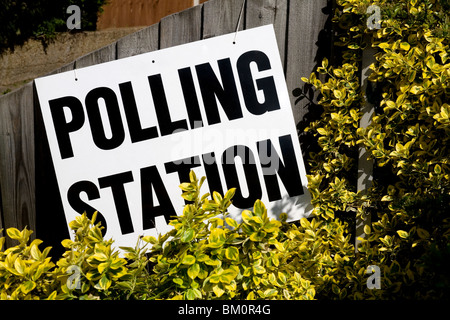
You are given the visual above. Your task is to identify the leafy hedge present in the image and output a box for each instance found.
[302,0,449,299]
[0,171,349,300]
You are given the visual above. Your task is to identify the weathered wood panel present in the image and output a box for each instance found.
[117,24,159,59]
[203,0,244,39]
[75,42,118,69]
[159,4,203,49]
[246,0,288,66]
[286,0,331,126]
[0,83,35,247]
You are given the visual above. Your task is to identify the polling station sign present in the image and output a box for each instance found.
[35,25,312,248]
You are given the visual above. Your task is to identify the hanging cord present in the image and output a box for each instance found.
[233,0,247,44]
[73,61,78,81]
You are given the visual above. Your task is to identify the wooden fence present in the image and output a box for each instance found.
[0,0,332,251]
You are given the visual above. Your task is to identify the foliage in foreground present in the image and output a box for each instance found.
[0,171,359,300]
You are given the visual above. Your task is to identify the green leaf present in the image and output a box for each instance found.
[21,280,36,294]
[263,289,278,298]
[30,245,41,261]
[116,281,133,290]
[225,247,239,261]
[213,191,223,204]
[250,230,267,242]
[434,164,442,174]
[181,229,195,243]
[189,170,197,183]
[300,218,310,229]
[317,128,328,135]
[208,228,226,248]
[7,228,22,240]
[97,274,111,290]
[185,288,201,300]
[14,258,26,275]
[225,217,238,228]
[253,200,266,216]
[252,265,266,274]
[213,285,225,297]
[397,230,409,239]
[410,85,423,94]
[278,272,287,284]
[224,188,236,201]
[182,255,196,265]
[400,42,410,51]
[188,263,200,280]
[416,228,430,239]
[179,182,195,191]
[242,210,254,225]
[220,268,238,284]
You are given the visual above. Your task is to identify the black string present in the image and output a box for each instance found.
[233,0,247,44]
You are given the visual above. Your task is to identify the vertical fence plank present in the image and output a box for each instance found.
[285,0,331,126]
[202,0,243,39]
[246,0,288,66]
[355,43,376,249]
[0,83,36,248]
[117,24,159,59]
[159,4,203,49]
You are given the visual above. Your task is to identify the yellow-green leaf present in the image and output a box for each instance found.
[188,263,200,280]
[213,285,225,297]
[225,247,239,261]
[7,228,22,240]
[252,265,266,274]
[317,128,328,135]
[181,229,195,243]
[417,228,430,239]
[397,230,409,239]
[142,236,158,244]
[400,42,410,51]
[225,217,238,228]
[213,191,223,204]
[182,255,196,265]
[14,258,26,275]
[434,164,442,174]
[21,280,36,294]
[220,268,238,284]
[208,228,226,248]
[97,274,111,290]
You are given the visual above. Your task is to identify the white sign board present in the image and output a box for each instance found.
[35,25,312,248]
